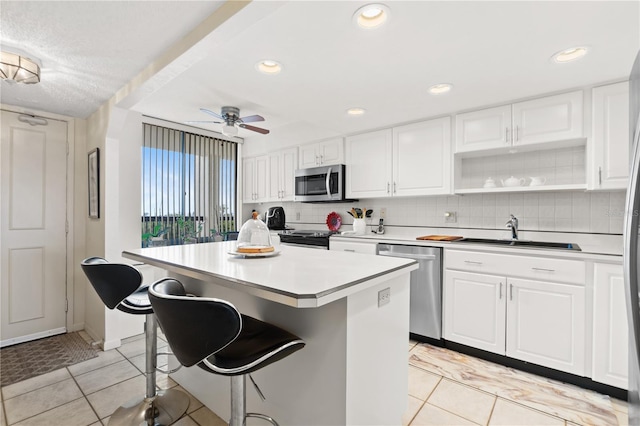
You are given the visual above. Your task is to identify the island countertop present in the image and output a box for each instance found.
[122,241,417,308]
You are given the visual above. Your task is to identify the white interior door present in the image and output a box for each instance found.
[1,111,68,347]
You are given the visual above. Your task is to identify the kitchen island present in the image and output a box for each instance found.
[123,241,418,425]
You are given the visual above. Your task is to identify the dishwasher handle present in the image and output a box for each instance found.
[378,251,436,261]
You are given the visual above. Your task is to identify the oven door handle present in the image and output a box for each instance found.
[325,167,332,197]
[378,252,436,261]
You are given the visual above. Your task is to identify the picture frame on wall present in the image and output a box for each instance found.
[88,148,100,218]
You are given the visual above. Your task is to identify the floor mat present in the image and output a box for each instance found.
[0,332,98,387]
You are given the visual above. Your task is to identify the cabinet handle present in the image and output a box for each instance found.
[531,267,555,273]
[315,155,319,165]
[509,283,513,301]
[393,182,397,193]
[344,249,356,252]
[464,260,483,265]
[505,127,510,144]
[598,166,602,185]
[320,155,324,164]
[387,182,390,194]
[499,282,503,299]
[515,125,519,142]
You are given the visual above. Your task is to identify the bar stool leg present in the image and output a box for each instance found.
[229,375,279,426]
[108,314,190,426]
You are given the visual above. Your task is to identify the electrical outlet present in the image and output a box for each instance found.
[444,211,457,223]
[378,287,390,307]
[380,207,387,219]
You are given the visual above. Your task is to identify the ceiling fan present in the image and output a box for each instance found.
[186,106,270,136]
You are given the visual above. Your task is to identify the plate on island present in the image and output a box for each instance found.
[228,249,281,258]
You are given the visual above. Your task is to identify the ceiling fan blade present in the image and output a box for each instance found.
[185,120,223,124]
[200,108,224,120]
[239,114,264,123]
[239,123,270,134]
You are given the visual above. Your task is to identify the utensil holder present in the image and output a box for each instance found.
[353,218,366,235]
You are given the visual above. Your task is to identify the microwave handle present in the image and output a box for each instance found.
[325,166,332,197]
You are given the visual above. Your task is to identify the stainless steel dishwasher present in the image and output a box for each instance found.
[377,244,442,342]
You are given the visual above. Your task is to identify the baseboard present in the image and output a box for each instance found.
[0,327,66,348]
[102,337,122,351]
[69,322,85,333]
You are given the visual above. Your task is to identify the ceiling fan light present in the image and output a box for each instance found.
[222,123,238,136]
[0,49,41,84]
[428,83,453,95]
[354,4,390,29]
[256,60,282,75]
[552,46,588,63]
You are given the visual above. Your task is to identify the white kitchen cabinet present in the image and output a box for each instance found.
[298,138,344,169]
[590,81,630,190]
[329,239,377,254]
[592,262,628,389]
[455,91,584,154]
[346,117,451,199]
[444,249,586,375]
[506,278,585,375]
[268,148,297,201]
[444,270,506,355]
[242,155,269,203]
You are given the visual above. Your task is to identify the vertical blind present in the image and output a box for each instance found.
[141,123,237,246]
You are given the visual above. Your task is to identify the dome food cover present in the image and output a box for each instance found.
[236,211,274,254]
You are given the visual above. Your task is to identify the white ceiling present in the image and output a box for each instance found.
[2,1,639,149]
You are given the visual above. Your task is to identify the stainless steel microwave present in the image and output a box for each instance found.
[294,164,348,202]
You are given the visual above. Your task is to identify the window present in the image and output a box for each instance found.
[141,123,237,246]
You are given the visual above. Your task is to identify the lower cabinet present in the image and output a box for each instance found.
[444,267,586,375]
[329,239,377,255]
[592,262,628,389]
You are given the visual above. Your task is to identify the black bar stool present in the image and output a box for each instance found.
[81,257,190,425]
[148,278,305,426]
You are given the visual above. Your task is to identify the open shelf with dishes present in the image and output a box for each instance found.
[453,145,587,194]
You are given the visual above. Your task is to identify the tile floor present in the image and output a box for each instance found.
[0,333,629,426]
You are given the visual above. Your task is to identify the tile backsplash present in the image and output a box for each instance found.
[248,190,626,235]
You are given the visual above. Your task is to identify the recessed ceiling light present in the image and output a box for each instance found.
[428,83,453,95]
[353,4,390,29]
[255,60,282,75]
[552,47,588,63]
[347,107,366,116]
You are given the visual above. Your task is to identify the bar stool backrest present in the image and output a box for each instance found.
[149,278,243,368]
[81,257,143,310]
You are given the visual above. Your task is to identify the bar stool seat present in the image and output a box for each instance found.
[81,257,190,426]
[149,278,305,426]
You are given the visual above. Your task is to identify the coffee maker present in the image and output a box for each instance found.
[265,206,286,230]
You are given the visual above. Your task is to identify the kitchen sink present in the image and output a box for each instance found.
[457,238,581,251]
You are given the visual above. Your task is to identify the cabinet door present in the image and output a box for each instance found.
[506,278,585,375]
[318,138,344,165]
[268,153,281,201]
[242,157,256,202]
[329,240,377,254]
[593,262,628,389]
[443,270,506,355]
[512,91,583,147]
[591,82,630,190]
[454,105,512,153]
[280,148,297,201]
[394,117,451,196]
[254,155,270,202]
[299,143,319,169]
[345,129,393,198]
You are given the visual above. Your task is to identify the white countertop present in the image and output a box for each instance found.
[330,226,623,259]
[122,241,417,308]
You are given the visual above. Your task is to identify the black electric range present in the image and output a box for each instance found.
[278,230,337,249]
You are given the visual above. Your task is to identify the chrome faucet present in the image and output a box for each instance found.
[506,214,519,240]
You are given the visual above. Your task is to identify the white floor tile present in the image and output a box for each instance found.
[189,406,227,426]
[1,369,70,400]
[3,379,83,425]
[489,398,564,425]
[172,416,200,426]
[174,386,203,414]
[86,375,146,420]
[428,378,496,425]
[67,349,125,377]
[411,402,478,425]
[408,366,440,400]
[13,397,99,426]
[403,395,424,426]
[75,360,141,395]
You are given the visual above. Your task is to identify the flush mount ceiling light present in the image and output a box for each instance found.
[552,46,588,63]
[255,60,282,75]
[347,107,366,116]
[0,47,41,84]
[353,3,390,29]
[428,83,453,95]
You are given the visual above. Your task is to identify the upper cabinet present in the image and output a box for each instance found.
[242,155,269,203]
[589,81,630,190]
[268,148,298,201]
[298,138,344,169]
[455,91,584,154]
[346,117,451,199]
